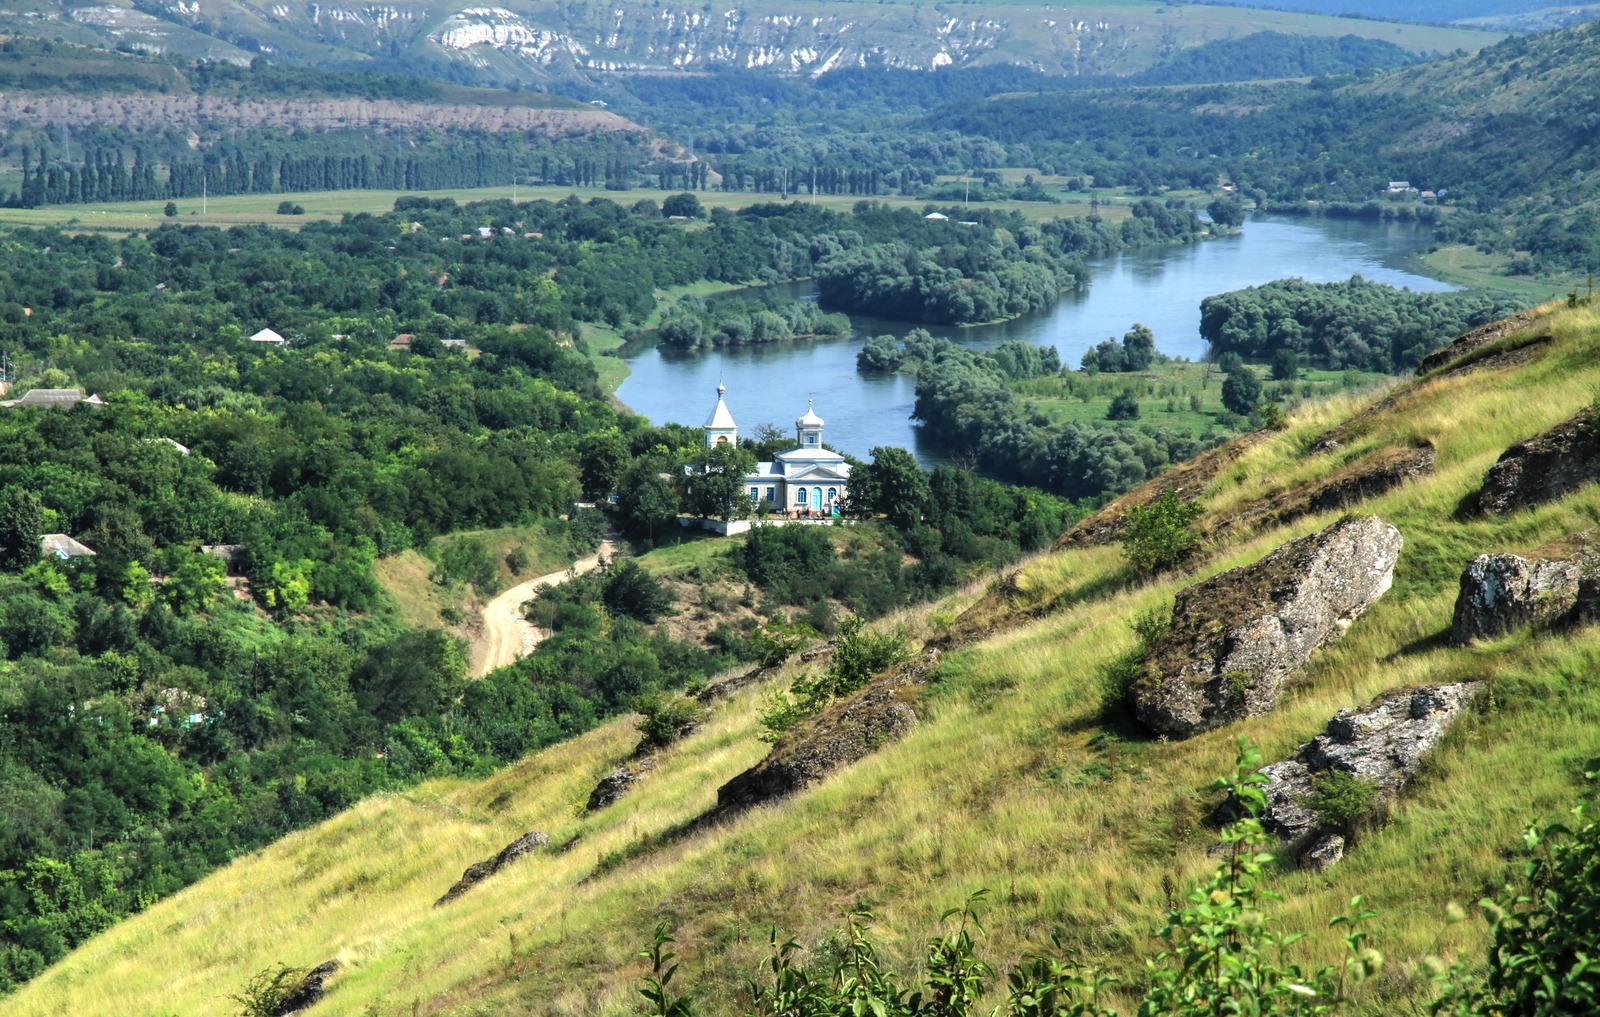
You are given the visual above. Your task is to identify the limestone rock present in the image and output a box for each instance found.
[1478,409,1600,515]
[1451,530,1600,645]
[274,960,338,1016]
[1211,443,1434,538]
[434,830,548,907]
[1258,683,1482,860]
[585,756,656,812]
[705,651,939,822]
[1135,517,1403,738]
[1305,835,1345,872]
[1415,310,1542,375]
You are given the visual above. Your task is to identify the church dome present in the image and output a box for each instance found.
[796,400,824,429]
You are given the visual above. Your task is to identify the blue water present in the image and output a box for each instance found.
[615,214,1455,465]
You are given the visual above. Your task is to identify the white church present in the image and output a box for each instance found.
[703,382,851,516]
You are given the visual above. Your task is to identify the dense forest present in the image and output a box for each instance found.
[656,294,849,350]
[1199,277,1525,372]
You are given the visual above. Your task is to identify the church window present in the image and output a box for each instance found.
[765,486,775,501]
[827,488,837,503]
[717,435,728,444]
[749,487,759,501]
[807,434,817,445]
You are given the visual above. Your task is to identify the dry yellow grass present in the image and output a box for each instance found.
[8,302,1600,1017]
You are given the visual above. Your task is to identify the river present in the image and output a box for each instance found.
[614,213,1456,466]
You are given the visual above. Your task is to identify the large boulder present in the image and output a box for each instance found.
[1450,530,1600,645]
[1258,683,1482,860]
[434,830,548,907]
[1135,517,1403,738]
[1478,408,1600,515]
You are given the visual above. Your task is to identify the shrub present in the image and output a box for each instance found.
[1107,389,1141,420]
[1120,489,1205,574]
[662,192,702,219]
[1297,769,1379,835]
[569,507,609,554]
[602,560,674,623]
[230,964,307,1017]
[1096,607,1168,716]
[758,615,909,740]
[505,546,531,575]
[633,691,703,749]
[1271,348,1300,380]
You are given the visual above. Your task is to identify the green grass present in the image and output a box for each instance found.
[11,302,1600,1017]
[1012,360,1390,431]
[1418,244,1587,301]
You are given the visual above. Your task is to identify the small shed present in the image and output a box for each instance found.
[388,334,414,348]
[924,212,949,220]
[250,328,287,345]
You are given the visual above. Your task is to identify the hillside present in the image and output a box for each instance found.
[9,299,1600,1015]
[0,0,1495,88]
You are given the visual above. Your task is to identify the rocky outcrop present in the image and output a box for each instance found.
[1135,517,1402,738]
[1415,310,1543,375]
[703,651,940,822]
[1257,683,1482,862]
[1211,442,1435,538]
[434,830,548,907]
[1054,431,1272,548]
[1450,530,1600,644]
[586,757,656,812]
[1477,409,1600,515]
[273,961,338,1016]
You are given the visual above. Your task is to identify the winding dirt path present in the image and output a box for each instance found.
[472,539,621,677]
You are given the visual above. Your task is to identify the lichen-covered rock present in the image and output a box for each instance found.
[1134,517,1403,738]
[1450,530,1600,645]
[1305,834,1345,872]
[1478,408,1600,515]
[434,830,548,907]
[1258,683,1482,861]
[585,756,656,812]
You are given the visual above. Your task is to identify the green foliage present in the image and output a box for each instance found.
[685,443,759,522]
[602,560,674,623]
[1208,199,1247,228]
[1139,738,1382,1016]
[633,691,704,750]
[1202,278,1525,375]
[0,488,42,572]
[1221,368,1264,417]
[657,294,849,350]
[1431,758,1600,1017]
[230,964,307,1017]
[160,551,226,616]
[431,538,500,594]
[1297,770,1379,836]
[639,923,695,1017]
[661,193,703,219]
[505,546,531,575]
[759,616,909,740]
[1107,390,1141,421]
[1271,349,1301,381]
[569,508,609,556]
[1121,490,1205,575]
[1096,607,1169,716]
[749,622,815,668]
[580,433,630,500]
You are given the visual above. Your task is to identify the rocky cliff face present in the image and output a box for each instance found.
[1134,516,1402,738]
[1477,408,1600,515]
[1450,529,1600,644]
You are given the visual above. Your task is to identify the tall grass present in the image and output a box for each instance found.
[7,304,1600,1017]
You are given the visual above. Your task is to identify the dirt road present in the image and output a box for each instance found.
[473,540,620,677]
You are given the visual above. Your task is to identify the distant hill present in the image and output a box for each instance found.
[0,0,1498,89]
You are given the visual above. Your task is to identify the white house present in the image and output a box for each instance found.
[700,383,851,517]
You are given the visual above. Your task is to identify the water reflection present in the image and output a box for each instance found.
[616,214,1454,466]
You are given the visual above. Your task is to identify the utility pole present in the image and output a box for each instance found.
[202,173,207,214]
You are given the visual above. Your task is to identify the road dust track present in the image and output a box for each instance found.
[473,539,621,677]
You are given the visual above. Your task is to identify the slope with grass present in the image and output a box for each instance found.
[9,302,1600,1016]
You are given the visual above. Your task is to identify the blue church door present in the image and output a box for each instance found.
[811,487,822,512]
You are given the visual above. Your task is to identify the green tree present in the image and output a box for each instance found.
[661,192,702,219]
[683,442,757,522]
[619,459,682,541]
[603,560,674,623]
[1107,390,1141,420]
[580,433,630,501]
[1123,323,1156,371]
[1121,489,1205,574]
[0,488,43,572]
[1207,198,1246,227]
[162,552,226,616]
[1222,366,1264,416]
[856,446,931,530]
[1271,348,1300,380]
[265,559,313,612]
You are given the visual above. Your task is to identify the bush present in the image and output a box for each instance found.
[1096,607,1168,715]
[1107,389,1141,420]
[231,964,308,1017]
[662,192,702,218]
[633,691,703,749]
[1208,197,1247,227]
[1120,489,1205,574]
[602,560,674,623]
[1270,348,1300,380]
[1297,769,1378,835]
[758,615,909,740]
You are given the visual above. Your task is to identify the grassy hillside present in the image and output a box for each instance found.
[8,300,1600,1015]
